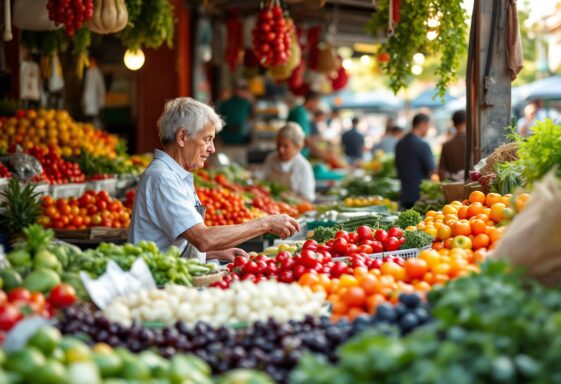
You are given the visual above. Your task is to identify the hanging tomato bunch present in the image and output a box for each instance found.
[252,1,292,67]
[46,0,94,36]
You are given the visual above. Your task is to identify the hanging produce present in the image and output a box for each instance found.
[46,0,94,36]
[331,59,349,91]
[226,11,243,70]
[269,18,300,81]
[86,0,129,34]
[118,0,174,50]
[13,0,61,31]
[252,1,292,67]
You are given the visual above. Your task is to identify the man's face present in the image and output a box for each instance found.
[182,123,216,170]
[418,121,430,137]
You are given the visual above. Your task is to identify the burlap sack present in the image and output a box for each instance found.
[491,171,561,286]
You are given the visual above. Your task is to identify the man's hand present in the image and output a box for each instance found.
[207,248,249,263]
[263,214,301,239]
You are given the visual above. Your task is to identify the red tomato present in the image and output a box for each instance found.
[387,227,404,238]
[335,230,349,241]
[370,258,383,269]
[332,238,348,254]
[357,226,374,242]
[325,239,335,248]
[47,284,77,308]
[383,236,401,251]
[348,233,359,244]
[359,244,373,254]
[375,229,388,242]
[346,244,359,255]
[7,288,31,303]
[371,241,384,254]
[0,304,22,331]
[302,240,318,251]
[276,251,291,264]
[331,261,349,278]
[279,270,294,283]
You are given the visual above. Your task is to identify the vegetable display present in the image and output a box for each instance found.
[47,0,94,36]
[104,281,326,327]
[0,162,12,178]
[252,3,292,67]
[26,145,86,184]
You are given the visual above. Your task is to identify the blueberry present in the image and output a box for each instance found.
[376,303,397,322]
[414,307,430,324]
[399,293,422,308]
[399,313,419,333]
[394,303,407,320]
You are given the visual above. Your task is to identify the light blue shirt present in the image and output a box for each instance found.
[128,149,204,254]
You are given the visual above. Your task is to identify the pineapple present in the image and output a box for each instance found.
[0,178,42,240]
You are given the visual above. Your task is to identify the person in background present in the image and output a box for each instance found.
[341,117,365,165]
[516,103,537,137]
[217,80,253,144]
[259,123,315,202]
[439,110,467,181]
[287,91,322,157]
[395,113,435,209]
[129,98,300,263]
[372,125,404,154]
[82,56,106,128]
[310,109,327,137]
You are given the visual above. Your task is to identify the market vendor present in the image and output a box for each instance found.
[129,98,300,263]
[258,122,316,202]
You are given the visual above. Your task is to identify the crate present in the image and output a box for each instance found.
[53,227,128,240]
[49,183,86,199]
[116,175,139,195]
[0,181,49,205]
[369,245,432,260]
[86,178,118,196]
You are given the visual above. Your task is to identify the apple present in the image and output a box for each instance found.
[451,235,473,250]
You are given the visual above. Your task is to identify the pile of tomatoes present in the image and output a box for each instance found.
[417,191,530,252]
[0,162,11,178]
[27,145,85,184]
[324,226,406,257]
[38,190,130,230]
[252,4,292,66]
[47,0,94,36]
[0,284,76,336]
[196,187,255,226]
[251,195,299,217]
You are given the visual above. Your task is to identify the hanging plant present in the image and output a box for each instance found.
[118,0,174,50]
[365,0,467,98]
[72,27,92,79]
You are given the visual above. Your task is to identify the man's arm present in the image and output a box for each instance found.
[181,214,300,252]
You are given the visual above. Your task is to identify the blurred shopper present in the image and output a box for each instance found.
[310,109,327,137]
[439,110,467,181]
[259,123,315,202]
[287,91,321,157]
[372,125,404,154]
[82,56,106,128]
[341,117,365,165]
[516,103,537,137]
[217,80,253,144]
[395,113,435,209]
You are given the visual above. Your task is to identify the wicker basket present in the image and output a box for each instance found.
[441,182,467,203]
[480,142,519,175]
[192,270,227,287]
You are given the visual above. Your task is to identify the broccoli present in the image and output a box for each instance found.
[394,209,422,229]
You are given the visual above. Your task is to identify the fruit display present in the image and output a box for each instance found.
[38,190,130,230]
[252,3,292,67]
[0,325,244,383]
[196,187,256,226]
[418,191,523,251]
[0,162,12,178]
[26,145,86,184]
[252,195,299,217]
[0,109,120,158]
[47,0,94,36]
[103,280,326,327]
[343,196,397,210]
[343,176,401,201]
[0,285,75,337]
[292,260,561,383]
[60,294,427,383]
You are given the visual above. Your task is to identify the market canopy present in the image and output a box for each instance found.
[512,75,561,105]
[410,88,455,110]
[327,90,403,112]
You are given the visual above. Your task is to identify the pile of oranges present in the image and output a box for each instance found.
[0,109,120,158]
[299,248,482,321]
[414,191,530,252]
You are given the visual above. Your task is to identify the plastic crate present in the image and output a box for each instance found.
[116,175,139,194]
[86,178,118,196]
[49,183,86,199]
[369,245,432,260]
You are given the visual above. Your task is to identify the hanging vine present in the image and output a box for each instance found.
[118,0,174,50]
[366,0,467,98]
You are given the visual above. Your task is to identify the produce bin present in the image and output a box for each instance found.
[49,183,86,199]
[86,178,118,196]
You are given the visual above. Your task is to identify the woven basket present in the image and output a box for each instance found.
[441,182,467,203]
[192,270,227,287]
[480,142,519,175]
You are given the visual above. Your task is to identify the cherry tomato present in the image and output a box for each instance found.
[333,237,348,254]
[0,304,22,331]
[302,239,318,251]
[383,237,401,251]
[335,230,349,241]
[387,227,404,238]
[357,226,374,242]
[375,229,388,243]
[47,284,77,308]
[7,288,31,303]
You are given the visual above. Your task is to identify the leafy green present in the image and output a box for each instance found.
[344,177,401,201]
[513,118,561,184]
[311,226,339,244]
[399,230,434,250]
[491,162,525,195]
[393,209,422,229]
[292,260,561,383]
[118,0,175,50]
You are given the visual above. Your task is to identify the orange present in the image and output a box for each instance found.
[343,286,367,308]
[490,202,506,222]
[450,200,464,207]
[457,206,469,219]
[444,238,454,249]
[432,241,445,250]
[515,193,530,212]
[485,192,502,207]
[425,210,437,218]
[437,224,452,241]
[469,190,486,204]
[487,227,503,243]
[424,226,438,238]
[366,294,386,313]
[331,299,348,315]
[444,214,459,226]
[472,234,490,250]
[339,274,358,288]
[466,202,484,218]
[435,214,445,222]
[442,204,458,216]
[434,274,450,285]
[501,194,513,207]
[419,250,441,269]
[404,258,429,280]
[298,273,319,287]
[413,280,432,293]
[353,267,369,279]
[469,219,487,235]
[359,274,378,295]
[452,219,471,236]
[380,262,406,281]
[422,272,436,285]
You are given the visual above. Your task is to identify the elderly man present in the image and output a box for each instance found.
[129,98,300,262]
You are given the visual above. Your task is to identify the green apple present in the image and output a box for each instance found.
[451,235,473,250]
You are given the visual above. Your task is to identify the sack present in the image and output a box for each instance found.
[490,171,561,286]
[13,0,62,31]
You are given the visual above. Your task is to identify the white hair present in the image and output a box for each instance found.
[157,97,223,146]
[277,122,305,147]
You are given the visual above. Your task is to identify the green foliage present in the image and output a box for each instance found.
[118,0,175,50]
[491,162,525,195]
[365,0,467,98]
[311,226,339,244]
[399,229,433,249]
[20,30,67,55]
[0,179,42,238]
[292,260,561,383]
[71,27,91,56]
[393,209,422,229]
[512,119,561,184]
[344,177,401,201]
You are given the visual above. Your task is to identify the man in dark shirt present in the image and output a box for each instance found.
[217,82,253,144]
[439,110,467,181]
[342,117,365,164]
[395,113,435,209]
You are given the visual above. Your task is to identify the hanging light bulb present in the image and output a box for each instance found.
[360,55,372,65]
[427,30,438,41]
[124,49,145,71]
[412,65,423,75]
[413,53,425,64]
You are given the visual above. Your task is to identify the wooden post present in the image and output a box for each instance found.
[467,0,512,171]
